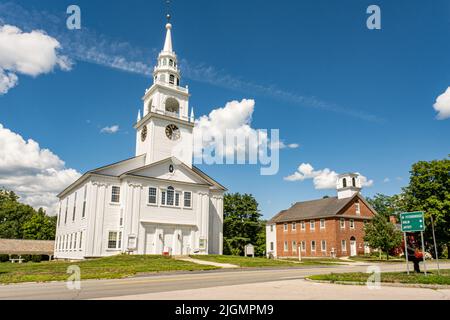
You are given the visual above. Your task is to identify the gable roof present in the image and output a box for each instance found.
[121,157,227,191]
[0,239,54,255]
[268,193,376,224]
[58,155,146,198]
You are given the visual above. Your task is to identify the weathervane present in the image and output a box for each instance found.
[166,0,171,22]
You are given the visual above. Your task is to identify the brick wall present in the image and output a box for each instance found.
[275,197,375,258]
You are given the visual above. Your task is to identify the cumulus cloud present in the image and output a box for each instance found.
[284,163,373,190]
[101,125,120,134]
[0,124,81,214]
[0,24,72,94]
[193,99,298,161]
[433,87,450,120]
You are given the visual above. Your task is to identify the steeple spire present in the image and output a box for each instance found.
[163,20,173,53]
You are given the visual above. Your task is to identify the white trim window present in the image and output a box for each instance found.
[161,190,167,205]
[72,192,77,221]
[355,202,361,215]
[341,240,347,252]
[184,192,192,208]
[301,241,306,252]
[82,185,87,218]
[292,222,297,231]
[111,186,121,203]
[320,219,326,229]
[108,231,122,250]
[292,241,297,253]
[311,240,316,252]
[284,241,289,252]
[79,231,83,250]
[301,221,306,231]
[166,187,175,206]
[321,240,327,252]
[340,218,346,229]
[284,223,288,232]
[350,219,355,229]
[175,191,181,207]
[310,220,315,231]
[73,233,77,250]
[148,187,157,205]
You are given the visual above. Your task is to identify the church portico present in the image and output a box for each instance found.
[54,13,225,260]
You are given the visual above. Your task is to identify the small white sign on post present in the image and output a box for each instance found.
[245,244,255,258]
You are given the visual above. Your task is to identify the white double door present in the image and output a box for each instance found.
[144,225,193,256]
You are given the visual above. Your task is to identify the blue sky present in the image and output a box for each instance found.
[0,0,449,218]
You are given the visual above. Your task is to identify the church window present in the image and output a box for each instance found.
[352,177,356,187]
[169,74,175,85]
[176,78,180,86]
[163,59,167,66]
[175,192,180,207]
[82,186,87,218]
[108,231,119,249]
[343,178,347,188]
[111,186,120,203]
[169,59,173,66]
[65,198,68,224]
[184,192,192,208]
[165,97,180,114]
[72,192,77,221]
[166,186,175,206]
[161,191,166,205]
[79,231,83,250]
[148,187,157,204]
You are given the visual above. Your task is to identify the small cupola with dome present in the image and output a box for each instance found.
[336,173,362,199]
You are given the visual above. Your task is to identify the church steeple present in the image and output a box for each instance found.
[163,15,173,53]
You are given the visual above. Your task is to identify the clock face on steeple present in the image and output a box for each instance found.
[165,124,180,141]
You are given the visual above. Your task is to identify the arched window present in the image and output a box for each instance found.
[169,59,173,67]
[169,74,175,85]
[165,97,180,114]
[343,178,347,188]
[167,186,174,206]
[176,78,180,86]
[352,177,356,187]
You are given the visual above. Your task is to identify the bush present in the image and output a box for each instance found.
[0,254,9,263]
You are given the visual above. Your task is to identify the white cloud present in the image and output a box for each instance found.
[433,87,450,120]
[0,24,72,94]
[383,177,390,183]
[101,125,120,134]
[193,99,297,160]
[0,124,81,214]
[284,163,373,190]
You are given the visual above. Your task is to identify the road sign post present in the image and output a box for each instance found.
[430,215,440,276]
[403,232,410,275]
[401,212,426,276]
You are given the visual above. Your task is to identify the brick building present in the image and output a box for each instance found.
[266,173,377,258]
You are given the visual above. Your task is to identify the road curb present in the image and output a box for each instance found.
[304,277,450,289]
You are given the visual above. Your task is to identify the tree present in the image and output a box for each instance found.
[366,194,405,219]
[0,188,56,240]
[364,213,402,260]
[223,193,263,256]
[402,157,450,258]
[22,208,57,240]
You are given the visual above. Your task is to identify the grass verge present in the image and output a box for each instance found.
[190,255,339,267]
[0,255,218,284]
[308,269,450,286]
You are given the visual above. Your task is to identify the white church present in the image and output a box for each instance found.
[54,17,226,260]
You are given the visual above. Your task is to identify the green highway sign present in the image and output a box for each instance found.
[400,212,425,232]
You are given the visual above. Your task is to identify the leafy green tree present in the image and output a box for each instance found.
[366,194,405,219]
[22,208,57,240]
[364,214,403,260]
[223,193,263,256]
[0,189,56,240]
[402,157,450,257]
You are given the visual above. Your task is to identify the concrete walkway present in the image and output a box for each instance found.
[174,256,239,269]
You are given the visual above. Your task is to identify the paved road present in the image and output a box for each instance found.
[0,262,447,300]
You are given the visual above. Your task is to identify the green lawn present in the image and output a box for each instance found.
[308,269,450,286]
[0,255,218,284]
[190,255,339,267]
[349,255,405,263]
